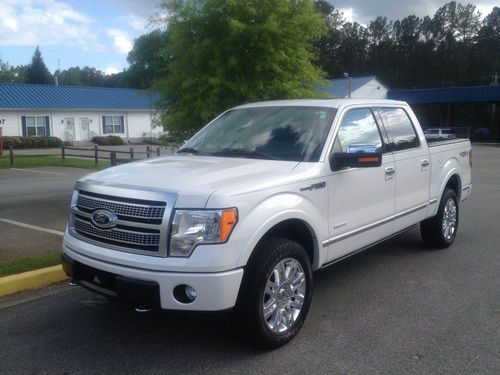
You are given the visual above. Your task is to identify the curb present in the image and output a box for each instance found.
[0,265,68,298]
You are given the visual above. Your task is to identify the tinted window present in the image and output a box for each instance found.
[333,108,383,154]
[380,108,419,151]
[182,107,336,162]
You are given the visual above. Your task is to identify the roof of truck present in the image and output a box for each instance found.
[234,98,407,109]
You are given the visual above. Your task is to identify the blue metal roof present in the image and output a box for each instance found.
[0,83,160,110]
[323,76,378,98]
[388,85,500,104]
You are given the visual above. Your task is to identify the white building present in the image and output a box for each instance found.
[0,83,161,142]
[324,76,389,99]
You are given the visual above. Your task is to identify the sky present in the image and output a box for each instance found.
[0,0,497,75]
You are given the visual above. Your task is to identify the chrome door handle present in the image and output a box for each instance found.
[385,166,395,180]
[421,159,430,167]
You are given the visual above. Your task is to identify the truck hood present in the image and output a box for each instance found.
[79,155,301,207]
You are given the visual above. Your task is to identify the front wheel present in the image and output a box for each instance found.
[420,188,459,249]
[237,237,313,348]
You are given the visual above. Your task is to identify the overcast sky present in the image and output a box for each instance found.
[0,0,497,75]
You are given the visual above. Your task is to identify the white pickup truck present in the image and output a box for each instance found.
[62,99,472,347]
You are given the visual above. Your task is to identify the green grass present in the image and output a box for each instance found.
[0,155,108,169]
[0,251,62,277]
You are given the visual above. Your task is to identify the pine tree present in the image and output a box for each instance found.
[26,46,53,84]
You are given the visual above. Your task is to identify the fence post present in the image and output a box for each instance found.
[61,145,65,162]
[156,147,160,157]
[146,146,151,158]
[110,151,117,167]
[94,145,98,167]
[130,147,134,160]
[9,145,14,167]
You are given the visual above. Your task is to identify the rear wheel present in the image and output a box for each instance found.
[237,237,313,348]
[420,188,459,249]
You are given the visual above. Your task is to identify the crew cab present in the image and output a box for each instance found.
[62,99,472,348]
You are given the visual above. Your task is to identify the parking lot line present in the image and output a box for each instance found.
[10,168,67,176]
[0,218,64,237]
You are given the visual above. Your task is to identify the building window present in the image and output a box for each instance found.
[22,116,50,136]
[103,116,124,134]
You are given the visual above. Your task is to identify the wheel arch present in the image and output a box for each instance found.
[238,210,325,271]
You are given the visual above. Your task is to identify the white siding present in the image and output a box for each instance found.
[0,111,21,136]
[351,78,388,99]
[127,111,159,139]
[0,110,159,142]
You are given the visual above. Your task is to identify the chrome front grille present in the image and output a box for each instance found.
[76,193,165,220]
[74,216,160,251]
[69,189,171,256]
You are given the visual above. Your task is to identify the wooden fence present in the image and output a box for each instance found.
[5,145,164,167]
[62,145,162,166]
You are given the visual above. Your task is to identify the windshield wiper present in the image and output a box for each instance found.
[176,147,204,155]
[211,148,281,160]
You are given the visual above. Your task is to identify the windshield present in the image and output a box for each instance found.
[179,106,336,162]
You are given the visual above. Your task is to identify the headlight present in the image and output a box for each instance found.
[169,209,238,257]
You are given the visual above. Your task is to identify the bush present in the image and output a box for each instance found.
[91,135,125,145]
[2,136,63,149]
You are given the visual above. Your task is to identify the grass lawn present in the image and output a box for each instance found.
[0,155,108,169]
[0,251,61,277]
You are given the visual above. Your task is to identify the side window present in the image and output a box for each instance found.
[333,108,383,154]
[380,108,419,151]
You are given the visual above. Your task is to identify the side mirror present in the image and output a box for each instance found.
[330,152,383,171]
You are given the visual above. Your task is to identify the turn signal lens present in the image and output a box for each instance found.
[220,209,238,241]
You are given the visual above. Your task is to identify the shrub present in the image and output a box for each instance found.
[2,136,62,149]
[91,135,125,145]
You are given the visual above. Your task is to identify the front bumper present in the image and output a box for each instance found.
[63,246,244,311]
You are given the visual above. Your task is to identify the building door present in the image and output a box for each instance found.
[80,118,90,140]
[64,118,75,141]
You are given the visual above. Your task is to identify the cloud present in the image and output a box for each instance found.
[118,14,150,32]
[0,0,103,51]
[104,65,119,75]
[107,29,133,55]
[330,0,498,24]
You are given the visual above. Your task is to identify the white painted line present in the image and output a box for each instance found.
[0,218,64,236]
[10,168,67,176]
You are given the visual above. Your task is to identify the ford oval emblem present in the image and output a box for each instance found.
[91,209,118,229]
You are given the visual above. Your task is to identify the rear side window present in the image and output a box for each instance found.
[379,108,419,151]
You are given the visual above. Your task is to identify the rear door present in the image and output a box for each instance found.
[377,107,431,232]
[326,107,396,262]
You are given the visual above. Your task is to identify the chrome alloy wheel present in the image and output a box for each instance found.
[442,197,457,240]
[262,258,306,334]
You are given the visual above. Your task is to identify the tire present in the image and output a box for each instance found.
[237,237,313,349]
[420,188,459,249]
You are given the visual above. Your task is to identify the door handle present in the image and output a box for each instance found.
[385,166,395,180]
[421,159,430,167]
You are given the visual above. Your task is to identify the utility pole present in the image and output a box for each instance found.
[343,72,352,99]
[492,73,498,140]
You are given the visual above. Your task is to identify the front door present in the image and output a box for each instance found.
[64,118,75,142]
[80,118,90,140]
[326,107,396,262]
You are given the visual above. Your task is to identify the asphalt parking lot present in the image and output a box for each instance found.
[0,145,499,374]
[0,167,90,261]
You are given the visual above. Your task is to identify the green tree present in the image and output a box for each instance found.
[26,46,53,84]
[314,1,345,77]
[157,0,327,132]
[127,30,168,89]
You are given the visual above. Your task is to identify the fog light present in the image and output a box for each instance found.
[185,285,197,301]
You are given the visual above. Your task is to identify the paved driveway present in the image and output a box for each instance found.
[0,167,90,261]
